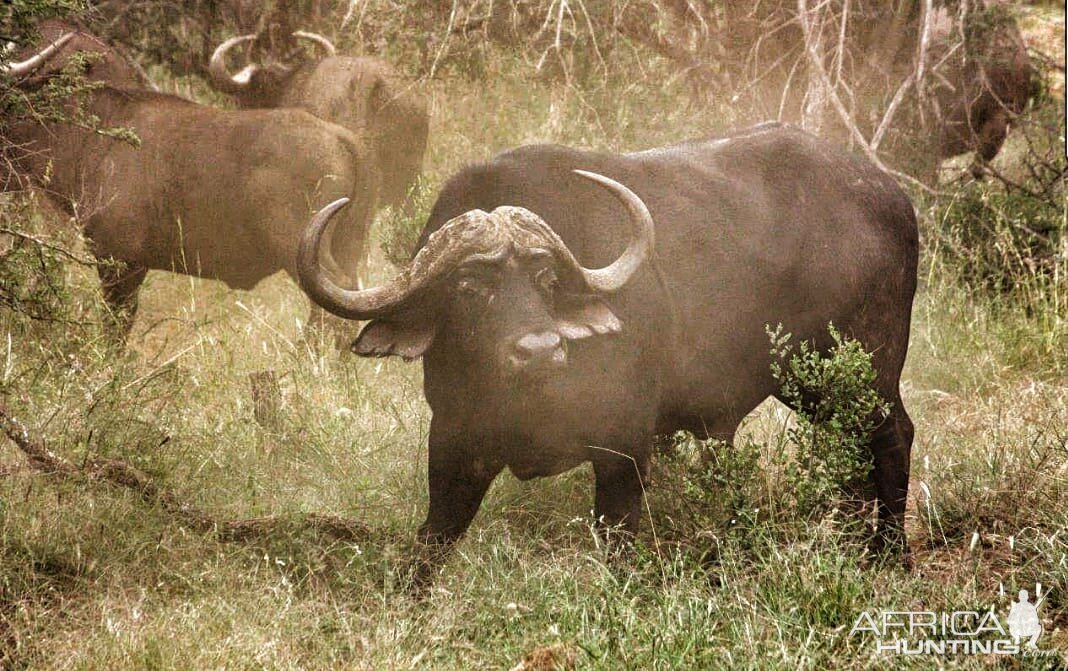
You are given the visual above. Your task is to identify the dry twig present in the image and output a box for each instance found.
[0,399,369,543]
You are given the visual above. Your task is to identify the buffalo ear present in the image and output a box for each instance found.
[554,296,622,340]
[352,319,435,360]
[368,77,390,113]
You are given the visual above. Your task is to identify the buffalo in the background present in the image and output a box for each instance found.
[924,2,1035,177]
[209,30,429,285]
[299,123,918,585]
[3,23,374,336]
[1,19,149,192]
[721,1,1035,180]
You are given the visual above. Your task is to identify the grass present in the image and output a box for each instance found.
[2,9,1067,670]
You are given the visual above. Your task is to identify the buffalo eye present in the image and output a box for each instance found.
[534,267,559,297]
[454,270,494,300]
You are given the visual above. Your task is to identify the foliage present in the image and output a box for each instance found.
[377,175,437,267]
[768,323,889,518]
[651,324,891,560]
[0,0,83,45]
[1,1,85,187]
[0,232,70,323]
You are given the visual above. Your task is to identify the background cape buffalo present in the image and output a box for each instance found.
[208,26,429,287]
[3,22,375,335]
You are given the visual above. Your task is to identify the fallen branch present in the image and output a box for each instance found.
[0,400,369,543]
[0,227,98,267]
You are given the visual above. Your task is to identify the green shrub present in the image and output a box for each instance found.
[768,323,889,519]
[651,324,891,557]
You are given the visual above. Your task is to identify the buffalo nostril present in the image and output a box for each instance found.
[514,331,561,358]
[512,332,566,368]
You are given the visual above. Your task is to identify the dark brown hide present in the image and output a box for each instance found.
[302,123,919,586]
[211,40,428,282]
[7,29,373,334]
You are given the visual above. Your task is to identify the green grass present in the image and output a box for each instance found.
[2,10,1067,670]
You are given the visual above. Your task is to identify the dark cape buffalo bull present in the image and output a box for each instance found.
[210,30,428,285]
[299,122,918,584]
[3,24,374,335]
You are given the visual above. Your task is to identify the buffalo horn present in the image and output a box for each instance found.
[208,34,256,94]
[571,170,655,293]
[1,32,74,77]
[292,31,336,57]
[298,198,412,320]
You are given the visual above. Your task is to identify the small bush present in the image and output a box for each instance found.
[768,323,889,519]
[652,324,890,557]
[0,201,74,324]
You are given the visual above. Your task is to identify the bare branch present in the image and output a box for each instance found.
[0,400,370,543]
[0,226,97,266]
[797,0,941,195]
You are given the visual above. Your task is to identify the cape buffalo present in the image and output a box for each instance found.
[3,24,374,336]
[722,1,1034,181]
[210,30,429,285]
[299,123,918,584]
[925,2,1035,178]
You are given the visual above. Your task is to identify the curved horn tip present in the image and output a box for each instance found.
[210,33,256,61]
[571,169,639,194]
[298,196,410,320]
[293,31,337,56]
[568,169,655,293]
[2,32,75,77]
[302,197,352,245]
[209,33,257,91]
[324,196,351,211]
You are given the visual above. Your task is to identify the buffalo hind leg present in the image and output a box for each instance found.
[869,402,913,554]
[410,442,501,592]
[776,388,913,555]
[97,261,146,340]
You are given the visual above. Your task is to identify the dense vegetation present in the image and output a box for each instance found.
[1,1,1065,668]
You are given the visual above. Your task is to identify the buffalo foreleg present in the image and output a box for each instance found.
[410,442,500,591]
[97,261,146,339]
[592,449,650,543]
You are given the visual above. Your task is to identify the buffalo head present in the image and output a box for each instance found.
[298,171,653,379]
[208,30,335,106]
[2,20,147,88]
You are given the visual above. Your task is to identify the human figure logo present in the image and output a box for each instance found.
[1006,589,1042,648]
